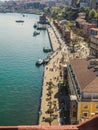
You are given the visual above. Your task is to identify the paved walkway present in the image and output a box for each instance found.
[70,31,90,59]
[39,27,67,126]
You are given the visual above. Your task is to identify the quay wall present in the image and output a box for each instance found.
[38,68,45,124]
[47,29,53,51]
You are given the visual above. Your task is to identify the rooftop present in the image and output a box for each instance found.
[82,22,96,26]
[76,18,86,23]
[70,59,98,93]
[94,35,98,39]
[90,28,98,31]
[75,21,96,27]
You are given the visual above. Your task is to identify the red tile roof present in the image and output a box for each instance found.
[78,114,98,130]
[94,35,98,39]
[90,28,98,31]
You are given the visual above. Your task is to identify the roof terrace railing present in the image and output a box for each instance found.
[67,64,81,101]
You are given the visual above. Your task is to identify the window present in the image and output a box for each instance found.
[84,105,88,109]
[95,112,98,115]
[83,112,88,117]
[96,105,98,109]
[73,105,76,108]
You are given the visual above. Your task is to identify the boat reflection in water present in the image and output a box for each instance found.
[33,31,40,36]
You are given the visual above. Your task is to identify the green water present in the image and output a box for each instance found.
[0,13,51,125]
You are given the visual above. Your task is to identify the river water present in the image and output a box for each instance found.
[0,13,51,125]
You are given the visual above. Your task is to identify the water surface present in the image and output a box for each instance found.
[0,13,50,125]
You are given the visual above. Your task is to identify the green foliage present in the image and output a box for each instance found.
[65,22,72,30]
[43,6,79,20]
[95,13,98,19]
[80,6,85,12]
[89,9,97,19]
[85,7,90,13]
[49,7,60,19]
[85,7,90,21]
[95,13,98,27]
[70,36,79,53]
[44,7,50,14]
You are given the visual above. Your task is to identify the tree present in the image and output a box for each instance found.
[65,22,72,30]
[60,7,66,19]
[80,6,85,12]
[75,28,84,37]
[44,7,50,15]
[85,7,90,22]
[89,9,97,19]
[70,36,79,53]
[50,7,60,19]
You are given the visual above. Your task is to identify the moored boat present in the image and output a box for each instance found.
[33,23,37,28]
[22,14,25,17]
[43,58,49,64]
[35,59,43,66]
[43,47,52,53]
[16,20,24,23]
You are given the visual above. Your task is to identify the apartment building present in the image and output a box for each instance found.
[90,35,98,58]
[89,28,98,36]
[89,28,98,58]
[89,0,98,9]
[67,59,98,124]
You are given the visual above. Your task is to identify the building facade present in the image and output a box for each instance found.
[89,0,98,9]
[89,28,98,37]
[80,0,89,7]
[90,35,98,58]
[67,59,98,124]
[53,20,71,43]
[89,28,98,58]
[76,20,97,37]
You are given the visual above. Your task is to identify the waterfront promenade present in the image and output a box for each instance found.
[39,23,90,126]
[39,26,67,126]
